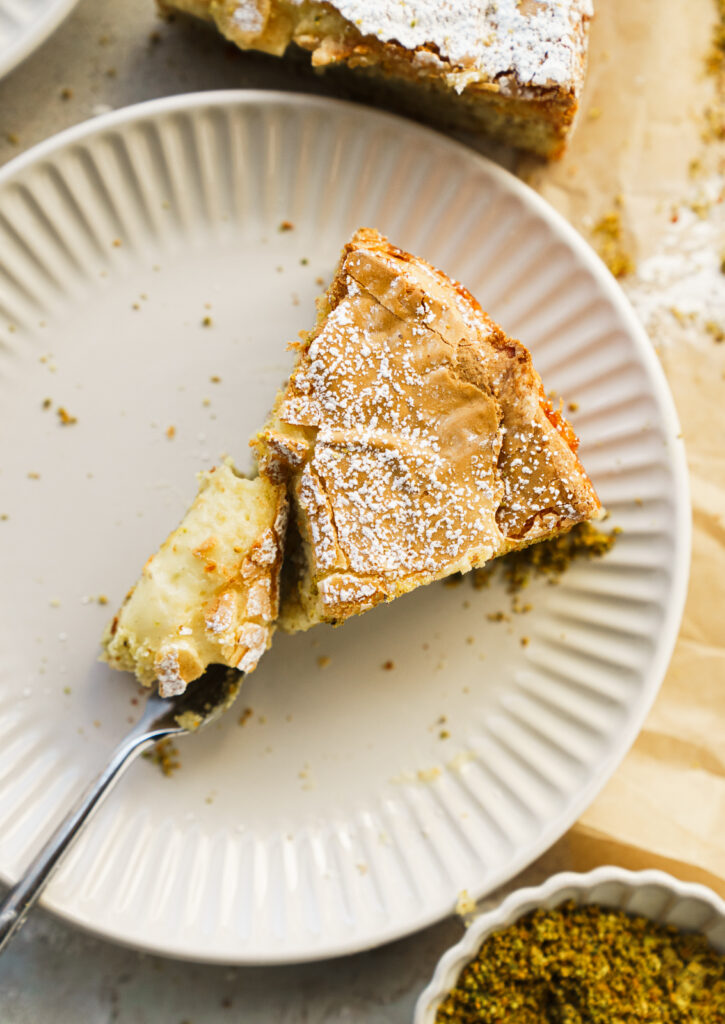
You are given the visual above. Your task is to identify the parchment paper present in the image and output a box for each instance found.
[521,0,725,892]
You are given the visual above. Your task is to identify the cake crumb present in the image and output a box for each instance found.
[41,397,51,410]
[705,320,725,343]
[202,316,213,327]
[417,766,441,783]
[279,220,294,231]
[97,594,108,605]
[317,655,331,668]
[176,711,202,732]
[112,238,122,247]
[455,889,477,917]
[381,659,395,670]
[591,207,636,278]
[60,87,73,101]
[57,406,77,426]
[210,375,221,383]
[166,425,176,439]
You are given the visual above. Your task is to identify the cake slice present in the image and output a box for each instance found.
[255,228,600,631]
[160,0,592,158]
[102,464,287,696]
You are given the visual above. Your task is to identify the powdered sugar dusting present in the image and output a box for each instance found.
[285,275,504,591]
[624,176,725,351]
[271,230,598,621]
[232,2,265,34]
[236,623,269,673]
[155,648,186,698]
[205,591,237,637]
[294,0,591,89]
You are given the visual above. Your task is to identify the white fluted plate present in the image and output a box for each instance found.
[0,0,78,80]
[0,92,689,963]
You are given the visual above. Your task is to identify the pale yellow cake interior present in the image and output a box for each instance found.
[102,464,287,696]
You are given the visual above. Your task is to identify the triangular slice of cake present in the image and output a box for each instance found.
[255,228,600,631]
[102,464,287,696]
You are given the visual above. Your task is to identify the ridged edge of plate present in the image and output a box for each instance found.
[0,92,692,963]
[0,0,80,82]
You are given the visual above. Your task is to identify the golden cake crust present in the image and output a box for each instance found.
[255,228,600,630]
[159,0,592,157]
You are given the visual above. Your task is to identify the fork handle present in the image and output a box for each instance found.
[0,728,162,954]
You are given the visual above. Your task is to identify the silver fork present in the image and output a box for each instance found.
[0,665,241,953]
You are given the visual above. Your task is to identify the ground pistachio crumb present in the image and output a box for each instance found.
[472,521,619,596]
[435,901,725,1023]
[591,207,636,278]
[142,737,180,776]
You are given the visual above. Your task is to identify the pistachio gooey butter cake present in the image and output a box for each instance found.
[103,229,600,689]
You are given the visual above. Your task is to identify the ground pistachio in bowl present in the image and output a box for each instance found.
[415,868,725,1024]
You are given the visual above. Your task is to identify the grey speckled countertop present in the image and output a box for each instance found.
[0,2,564,1020]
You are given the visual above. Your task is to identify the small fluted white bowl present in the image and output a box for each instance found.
[415,867,725,1024]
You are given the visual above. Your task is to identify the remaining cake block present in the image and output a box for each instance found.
[160,0,592,157]
[255,228,600,631]
[103,464,287,696]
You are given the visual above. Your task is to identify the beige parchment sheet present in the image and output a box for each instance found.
[517,0,725,894]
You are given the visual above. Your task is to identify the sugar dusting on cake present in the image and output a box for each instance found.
[281,272,504,593]
[231,0,591,90]
[232,1,265,34]
[271,230,598,618]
